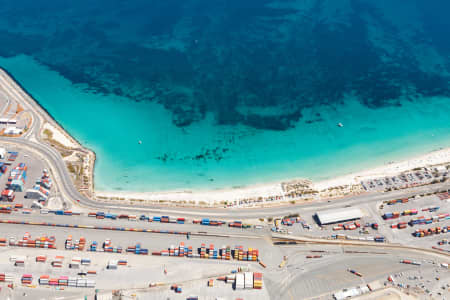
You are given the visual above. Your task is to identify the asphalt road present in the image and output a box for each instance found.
[3,135,449,219]
[0,67,449,219]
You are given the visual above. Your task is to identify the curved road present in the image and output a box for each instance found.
[3,136,450,218]
[0,68,449,218]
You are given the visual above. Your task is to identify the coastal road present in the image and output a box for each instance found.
[2,135,450,219]
[1,67,450,219]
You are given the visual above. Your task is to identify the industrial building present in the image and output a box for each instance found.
[4,127,23,135]
[0,118,17,124]
[315,207,363,225]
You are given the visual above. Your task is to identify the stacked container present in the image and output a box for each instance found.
[209,244,217,259]
[1,189,15,201]
[14,258,25,267]
[0,273,13,282]
[153,244,258,261]
[104,247,123,254]
[0,205,12,214]
[68,277,77,287]
[200,244,206,258]
[39,276,94,288]
[423,206,440,212]
[414,226,449,237]
[89,241,98,251]
[8,152,18,161]
[36,255,47,263]
[402,209,418,216]
[0,162,7,173]
[391,222,408,229]
[70,257,81,269]
[244,272,253,289]
[10,233,56,249]
[387,198,408,205]
[51,256,64,268]
[118,260,127,266]
[21,274,32,284]
[374,236,385,242]
[39,275,49,285]
[58,276,69,286]
[253,272,263,289]
[8,163,27,192]
[84,279,96,288]
[229,221,243,228]
[126,243,148,255]
[37,174,52,190]
[401,259,421,266]
[235,273,245,290]
[382,212,401,220]
[107,260,118,269]
[49,278,58,286]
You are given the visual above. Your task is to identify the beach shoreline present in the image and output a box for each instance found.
[94,147,450,206]
[0,66,449,207]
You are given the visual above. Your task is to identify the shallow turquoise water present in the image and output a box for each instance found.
[1,55,449,192]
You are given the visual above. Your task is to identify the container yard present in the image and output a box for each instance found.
[0,146,49,211]
[0,144,448,299]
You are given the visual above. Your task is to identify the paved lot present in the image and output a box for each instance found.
[278,192,449,252]
[0,223,276,299]
[0,143,48,208]
[0,223,449,299]
[0,144,448,299]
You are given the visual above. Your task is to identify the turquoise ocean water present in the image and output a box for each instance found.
[1,55,449,192]
[0,1,449,192]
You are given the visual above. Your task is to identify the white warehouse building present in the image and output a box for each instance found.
[315,207,363,225]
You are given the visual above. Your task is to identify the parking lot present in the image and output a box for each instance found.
[0,144,49,208]
[361,167,448,192]
[274,191,450,252]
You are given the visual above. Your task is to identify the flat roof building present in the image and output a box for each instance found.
[0,118,17,124]
[315,207,363,225]
[4,127,22,135]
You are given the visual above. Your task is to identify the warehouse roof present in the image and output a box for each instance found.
[315,207,363,225]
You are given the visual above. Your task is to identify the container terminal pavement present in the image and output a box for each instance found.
[0,144,449,298]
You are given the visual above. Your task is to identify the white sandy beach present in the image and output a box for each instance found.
[43,122,79,148]
[95,181,285,204]
[95,148,450,204]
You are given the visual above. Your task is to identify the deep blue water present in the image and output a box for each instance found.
[0,1,449,191]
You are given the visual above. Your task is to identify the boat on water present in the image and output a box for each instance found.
[337,123,344,127]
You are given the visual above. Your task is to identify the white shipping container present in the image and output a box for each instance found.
[244,272,253,289]
[10,256,26,262]
[235,274,244,290]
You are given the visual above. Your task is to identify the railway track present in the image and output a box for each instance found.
[271,235,450,260]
